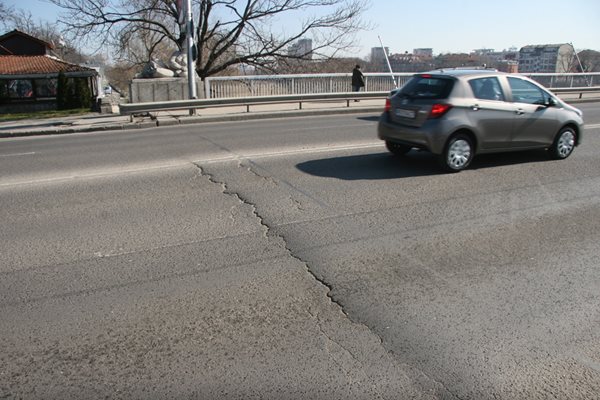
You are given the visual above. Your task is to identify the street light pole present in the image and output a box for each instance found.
[185,0,197,100]
[378,35,397,88]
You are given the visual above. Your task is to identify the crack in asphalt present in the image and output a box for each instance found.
[192,162,350,316]
[193,161,460,400]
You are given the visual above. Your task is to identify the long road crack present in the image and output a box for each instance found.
[193,162,350,315]
[193,161,462,400]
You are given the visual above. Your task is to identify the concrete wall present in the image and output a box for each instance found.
[129,78,205,103]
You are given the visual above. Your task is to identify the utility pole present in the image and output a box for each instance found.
[185,0,197,100]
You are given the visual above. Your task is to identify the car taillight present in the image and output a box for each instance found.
[384,98,391,112]
[429,103,452,118]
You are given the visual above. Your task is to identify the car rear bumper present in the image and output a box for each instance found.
[377,113,447,155]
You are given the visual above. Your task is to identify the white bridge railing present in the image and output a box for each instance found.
[204,72,600,99]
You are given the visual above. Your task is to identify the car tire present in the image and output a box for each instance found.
[548,127,576,160]
[439,134,474,172]
[386,141,411,156]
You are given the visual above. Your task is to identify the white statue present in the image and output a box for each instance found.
[169,50,188,77]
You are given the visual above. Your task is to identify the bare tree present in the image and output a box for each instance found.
[0,3,13,30]
[49,0,372,79]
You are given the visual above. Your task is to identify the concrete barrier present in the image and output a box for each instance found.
[129,78,205,103]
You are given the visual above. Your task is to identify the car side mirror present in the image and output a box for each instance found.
[537,97,557,111]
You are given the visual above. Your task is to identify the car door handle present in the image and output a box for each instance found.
[516,109,525,115]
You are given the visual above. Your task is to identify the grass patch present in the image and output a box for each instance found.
[0,109,93,122]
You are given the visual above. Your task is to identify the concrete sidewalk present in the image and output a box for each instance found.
[0,99,385,138]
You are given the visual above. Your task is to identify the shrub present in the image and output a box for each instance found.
[56,71,71,110]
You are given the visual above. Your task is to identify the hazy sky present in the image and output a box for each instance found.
[5,0,600,57]
[363,0,600,56]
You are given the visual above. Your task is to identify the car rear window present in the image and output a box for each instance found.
[397,76,454,99]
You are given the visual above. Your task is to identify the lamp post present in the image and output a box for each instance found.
[185,0,197,100]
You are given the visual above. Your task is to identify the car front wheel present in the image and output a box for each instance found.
[548,127,576,160]
[439,134,474,172]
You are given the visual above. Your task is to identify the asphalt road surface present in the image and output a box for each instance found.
[1,102,599,399]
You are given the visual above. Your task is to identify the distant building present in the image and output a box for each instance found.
[0,30,98,113]
[497,60,519,73]
[413,48,433,58]
[469,48,519,72]
[288,39,313,59]
[472,48,495,56]
[519,44,575,73]
[371,47,390,64]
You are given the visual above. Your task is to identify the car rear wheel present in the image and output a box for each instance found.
[385,141,411,156]
[439,134,474,172]
[548,127,576,160]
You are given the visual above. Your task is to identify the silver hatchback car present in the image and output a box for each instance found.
[377,69,584,172]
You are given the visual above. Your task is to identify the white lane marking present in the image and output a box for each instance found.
[0,152,36,157]
[199,142,383,164]
[585,123,600,129]
[0,162,191,188]
[0,141,384,188]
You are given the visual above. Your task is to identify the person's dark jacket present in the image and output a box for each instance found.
[352,67,365,87]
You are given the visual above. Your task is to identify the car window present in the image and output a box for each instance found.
[508,77,548,105]
[469,77,505,101]
[398,76,454,99]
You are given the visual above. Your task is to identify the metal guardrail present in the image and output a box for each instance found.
[119,91,389,118]
[204,73,413,98]
[204,72,600,99]
[121,73,600,117]
[551,87,600,99]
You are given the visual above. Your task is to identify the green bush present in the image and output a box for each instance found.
[73,78,92,109]
[57,72,92,110]
[56,71,70,110]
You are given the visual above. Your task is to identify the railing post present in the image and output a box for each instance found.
[205,78,211,99]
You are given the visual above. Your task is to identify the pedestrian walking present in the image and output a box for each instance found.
[352,64,365,101]
[352,64,365,92]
